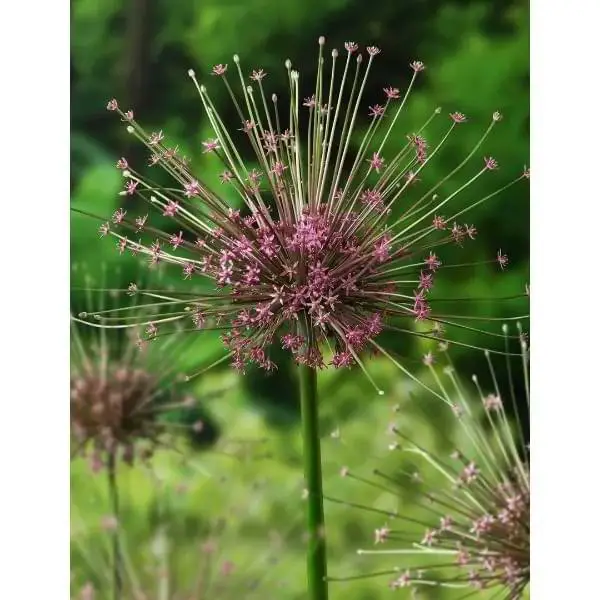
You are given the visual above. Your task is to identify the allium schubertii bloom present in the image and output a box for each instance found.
[336,326,529,598]
[93,36,528,385]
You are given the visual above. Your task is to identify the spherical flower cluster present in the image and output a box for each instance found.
[94,37,529,376]
[71,364,165,466]
[70,267,204,470]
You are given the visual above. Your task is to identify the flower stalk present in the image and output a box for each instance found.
[107,453,122,600]
[299,321,328,600]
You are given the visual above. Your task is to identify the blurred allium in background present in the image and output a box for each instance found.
[70,265,209,471]
[334,326,529,597]
[83,36,528,382]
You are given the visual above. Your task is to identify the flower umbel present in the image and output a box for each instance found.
[87,37,528,382]
[332,326,530,597]
[70,266,210,470]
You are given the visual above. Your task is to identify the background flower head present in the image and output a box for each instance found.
[70,264,221,470]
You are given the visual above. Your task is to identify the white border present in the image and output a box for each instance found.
[0,1,70,597]
[1,1,598,598]
[532,0,600,598]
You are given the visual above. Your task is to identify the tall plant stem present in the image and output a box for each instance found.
[298,326,329,600]
[107,453,123,600]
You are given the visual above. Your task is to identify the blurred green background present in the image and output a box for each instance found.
[70,0,529,597]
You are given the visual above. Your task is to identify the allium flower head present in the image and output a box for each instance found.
[93,37,528,380]
[336,326,530,597]
[70,266,211,470]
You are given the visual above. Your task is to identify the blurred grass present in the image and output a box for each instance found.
[71,357,525,599]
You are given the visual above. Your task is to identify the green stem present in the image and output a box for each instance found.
[107,453,122,600]
[298,334,329,600]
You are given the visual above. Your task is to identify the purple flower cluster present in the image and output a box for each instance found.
[99,37,528,374]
